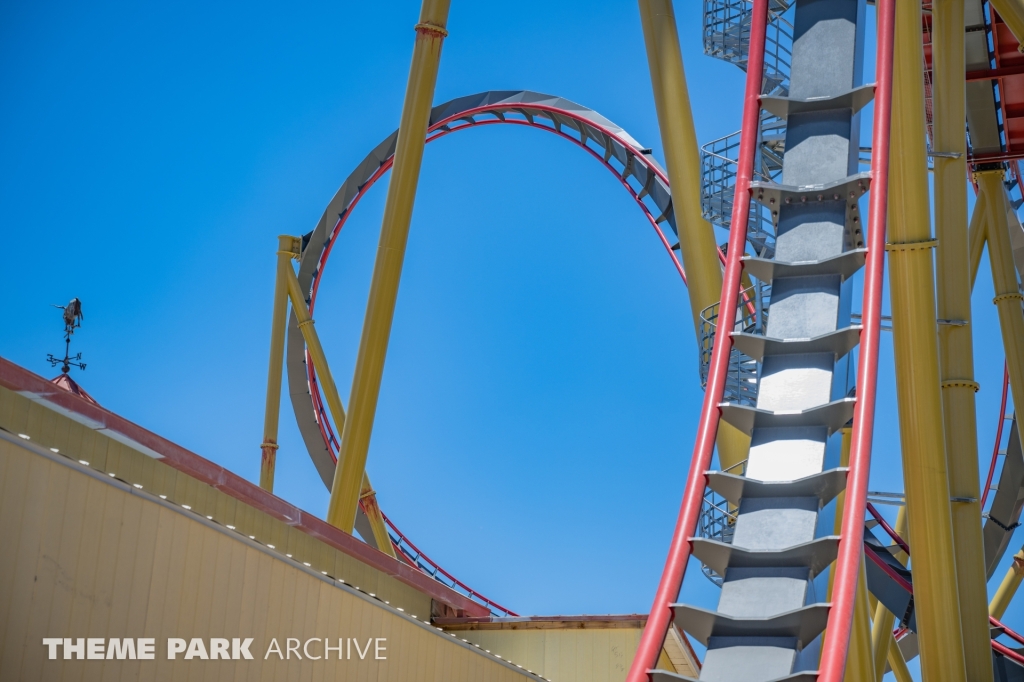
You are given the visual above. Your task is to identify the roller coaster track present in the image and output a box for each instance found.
[284,91,723,617]
[628,1,895,680]
[862,503,1024,680]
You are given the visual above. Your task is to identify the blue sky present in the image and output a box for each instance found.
[0,0,1018,653]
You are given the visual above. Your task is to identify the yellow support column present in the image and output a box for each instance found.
[844,562,874,682]
[887,635,914,682]
[826,428,872,681]
[281,257,397,558]
[327,0,451,534]
[991,547,1024,619]
[969,190,989,290]
[638,0,749,472]
[932,3,993,679]
[990,0,1024,51]
[979,171,1024,442]
[890,1,969,679]
[259,235,300,491]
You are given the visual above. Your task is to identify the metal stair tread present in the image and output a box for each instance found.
[731,327,862,361]
[761,84,876,120]
[671,603,831,648]
[718,398,856,435]
[741,249,867,282]
[691,536,840,578]
[705,468,849,506]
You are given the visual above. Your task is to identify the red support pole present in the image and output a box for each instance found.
[817,0,896,679]
[624,2,769,679]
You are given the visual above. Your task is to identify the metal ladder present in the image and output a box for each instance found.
[627,0,895,680]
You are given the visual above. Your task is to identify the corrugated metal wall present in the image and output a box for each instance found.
[0,428,536,680]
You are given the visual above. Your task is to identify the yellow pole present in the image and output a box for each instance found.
[823,428,872,680]
[829,428,854,598]
[845,561,875,682]
[991,547,1024,619]
[887,634,914,682]
[260,235,300,491]
[890,1,968,679]
[637,0,750,473]
[870,505,908,681]
[282,260,397,558]
[327,0,451,534]
[979,171,1024,439]
[990,0,1024,51]
[359,476,395,554]
[969,190,989,290]
[932,3,993,679]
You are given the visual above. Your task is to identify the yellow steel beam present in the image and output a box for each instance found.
[979,172,1024,456]
[887,634,914,682]
[932,2,992,679]
[359,475,395,554]
[637,0,723,334]
[991,547,1024,619]
[891,1,969,679]
[825,428,871,681]
[990,0,1024,51]
[845,561,874,682]
[327,0,451,534]
[638,0,749,472]
[281,259,397,558]
[260,235,301,492]
[969,190,988,290]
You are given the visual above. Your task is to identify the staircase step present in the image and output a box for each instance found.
[761,84,875,120]
[672,603,830,648]
[741,248,866,282]
[706,468,848,507]
[731,327,862,361]
[718,398,856,435]
[691,536,840,578]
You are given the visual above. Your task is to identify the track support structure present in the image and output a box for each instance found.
[638,0,750,475]
[260,235,397,558]
[326,0,451,535]
[259,235,301,491]
[932,2,991,679]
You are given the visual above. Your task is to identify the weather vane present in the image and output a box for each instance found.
[47,298,86,375]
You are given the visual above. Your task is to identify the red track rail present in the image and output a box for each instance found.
[624,2,771,679]
[381,512,519,617]
[298,99,766,617]
[982,363,1012,509]
[818,1,896,678]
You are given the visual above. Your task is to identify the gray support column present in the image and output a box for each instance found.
[655,2,872,680]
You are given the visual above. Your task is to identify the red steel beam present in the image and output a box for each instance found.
[966,64,1024,81]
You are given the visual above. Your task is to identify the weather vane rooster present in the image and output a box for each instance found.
[47,298,86,375]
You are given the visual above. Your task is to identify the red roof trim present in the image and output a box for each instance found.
[0,356,488,617]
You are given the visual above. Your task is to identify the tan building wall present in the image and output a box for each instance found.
[0,367,485,620]
[439,618,700,682]
[0,433,538,681]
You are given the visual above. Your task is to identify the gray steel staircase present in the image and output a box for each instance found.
[663,1,872,679]
[701,0,793,260]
